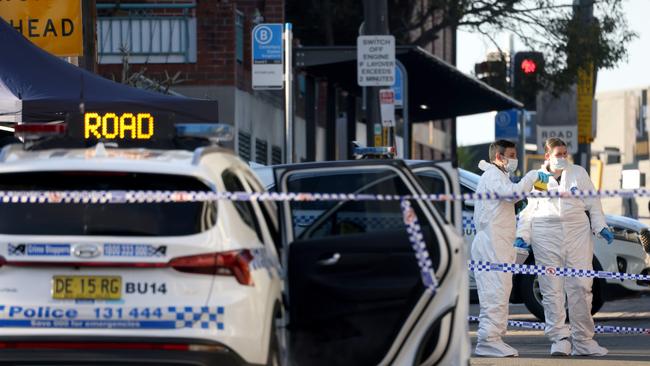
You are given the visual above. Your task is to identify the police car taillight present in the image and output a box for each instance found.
[169,250,254,286]
[14,123,66,140]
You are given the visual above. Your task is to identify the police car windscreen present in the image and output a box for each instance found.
[0,172,217,236]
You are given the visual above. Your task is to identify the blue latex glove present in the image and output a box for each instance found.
[514,237,530,250]
[600,228,614,245]
[537,171,551,184]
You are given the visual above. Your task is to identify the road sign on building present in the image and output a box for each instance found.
[252,24,284,90]
[495,109,519,140]
[536,125,578,154]
[0,0,83,56]
[577,64,594,143]
[357,35,395,86]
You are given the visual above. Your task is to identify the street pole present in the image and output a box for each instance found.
[519,110,526,173]
[80,0,97,72]
[362,0,389,147]
[575,0,594,174]
[284,23,294,163]
[398,61,410,159]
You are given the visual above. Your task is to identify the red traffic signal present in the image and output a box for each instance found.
[513,51,545,110]
[521,59,537,74]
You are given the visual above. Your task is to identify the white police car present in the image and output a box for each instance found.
[255,159,470,366]
[0,120,471,365]
[432,167,650,321]
[0,121,284,365]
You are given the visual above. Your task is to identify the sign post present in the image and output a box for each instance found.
[394,61,409,158]
[284,23,293,163]
[379,89,395,148]
[357,35,395,87]
[357,35,395,146]
[252,24,284,90]
[251,23,294,163]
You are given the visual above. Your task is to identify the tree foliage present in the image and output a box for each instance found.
[287,0,636,91]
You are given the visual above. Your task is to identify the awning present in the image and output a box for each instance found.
[294,45,522,122]
[0,18,218,123]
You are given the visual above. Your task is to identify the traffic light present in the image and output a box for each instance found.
[512,51,544,111]
[474,60,508,93]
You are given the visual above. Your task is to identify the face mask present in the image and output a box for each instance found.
[505,158,518,173]
[550,157,569,170]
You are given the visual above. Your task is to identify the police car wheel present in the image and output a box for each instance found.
[267,317,281,366]
[519,259,605,322]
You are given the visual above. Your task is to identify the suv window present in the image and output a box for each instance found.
[414,170,449,222]
[461,184,475,211]
[243,174,281,251]
[284,167,433,240]
[222,170,264,242]
[0,171,216,236]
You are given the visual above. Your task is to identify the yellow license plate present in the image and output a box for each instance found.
[52,276,122,300]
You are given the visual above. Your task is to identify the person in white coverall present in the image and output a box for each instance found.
[516,137,614,357]
[473,140,550,357]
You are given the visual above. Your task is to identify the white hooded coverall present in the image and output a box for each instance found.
[472,161,539,356]
[517,163,607,350]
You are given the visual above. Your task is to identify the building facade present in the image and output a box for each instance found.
[593,87,650,223]
[96,0,298,164]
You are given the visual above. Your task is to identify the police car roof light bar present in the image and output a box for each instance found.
[175,123,234,142]
[14,123,67,140]
[353,145,396,158]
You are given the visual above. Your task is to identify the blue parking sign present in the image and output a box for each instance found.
[252,24,284,89]
[495,109,519,140]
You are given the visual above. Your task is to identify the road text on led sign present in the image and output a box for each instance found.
[84,113,155,140]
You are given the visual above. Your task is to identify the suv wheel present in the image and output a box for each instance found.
[267,317,281,366]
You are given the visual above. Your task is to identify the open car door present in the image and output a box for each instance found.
[274,160,469,366]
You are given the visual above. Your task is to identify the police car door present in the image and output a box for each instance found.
[275,160,468,366]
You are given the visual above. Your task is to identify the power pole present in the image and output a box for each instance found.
[362,0,389,147]
[574,0,594,174]
[80,0,97,72]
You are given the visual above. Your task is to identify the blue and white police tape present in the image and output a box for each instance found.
[469,260,650,282]
[1,187,650,204]
[468,316,650,335]
[400,199,438,293]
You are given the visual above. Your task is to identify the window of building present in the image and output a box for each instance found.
[97,2,198,64]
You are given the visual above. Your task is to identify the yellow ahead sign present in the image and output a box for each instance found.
[0,0,82,56]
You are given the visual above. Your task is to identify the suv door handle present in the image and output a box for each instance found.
[317,253,340,266]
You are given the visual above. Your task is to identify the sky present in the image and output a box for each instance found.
[456,0,649,146]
